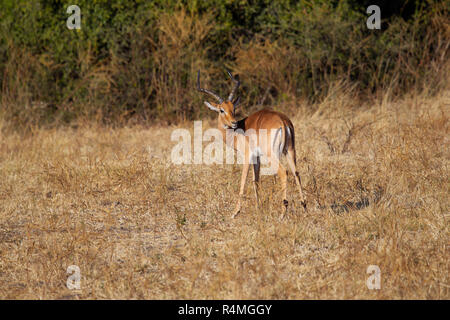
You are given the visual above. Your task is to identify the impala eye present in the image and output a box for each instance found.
[220,109,225,114]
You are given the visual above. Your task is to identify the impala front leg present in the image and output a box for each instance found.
[231,162,250,219]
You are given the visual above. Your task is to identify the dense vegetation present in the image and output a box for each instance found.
[0,0,448,128]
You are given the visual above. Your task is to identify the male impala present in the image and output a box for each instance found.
[197,70,307,219]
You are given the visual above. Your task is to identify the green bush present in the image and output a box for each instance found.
[0,0,448,129]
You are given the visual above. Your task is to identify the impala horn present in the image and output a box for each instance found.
[197,70,224,104]
[226,69,240,102]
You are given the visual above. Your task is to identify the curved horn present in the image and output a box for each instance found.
[197,70,224,104]
[232,96,240,115]
[226,69,240,101]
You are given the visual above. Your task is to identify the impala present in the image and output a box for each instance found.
[197,70,307,219]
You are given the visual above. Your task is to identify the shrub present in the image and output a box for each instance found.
[0,0,447,130]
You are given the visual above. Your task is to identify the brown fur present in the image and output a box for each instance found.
[206,101,307,219]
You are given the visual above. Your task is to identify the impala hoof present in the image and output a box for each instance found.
[301,201,307,212]
[279,200,288,220]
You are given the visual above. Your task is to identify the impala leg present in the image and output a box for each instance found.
[232,162,250,219]
[252,156,261,210]
[286,149,307,211]
[276,162,289,219]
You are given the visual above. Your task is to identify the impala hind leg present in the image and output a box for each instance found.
[232,162,250,219]
[286,149,307,211]
[276,162,289,220]
[252,156,261,210]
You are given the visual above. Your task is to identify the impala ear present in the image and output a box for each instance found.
[204,101,220,112]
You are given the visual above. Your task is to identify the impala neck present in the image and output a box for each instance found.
[217,115,247,147]
[217,115,226,135]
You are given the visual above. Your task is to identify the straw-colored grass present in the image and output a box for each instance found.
[0,88,448,299]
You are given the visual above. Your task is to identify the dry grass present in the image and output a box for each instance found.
[0,88,448,299]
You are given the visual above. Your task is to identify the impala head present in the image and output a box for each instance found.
[197,70,241,129]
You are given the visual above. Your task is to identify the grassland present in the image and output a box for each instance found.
[0,87,448,299]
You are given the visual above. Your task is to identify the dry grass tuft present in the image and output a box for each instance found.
[0,89,448,299]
